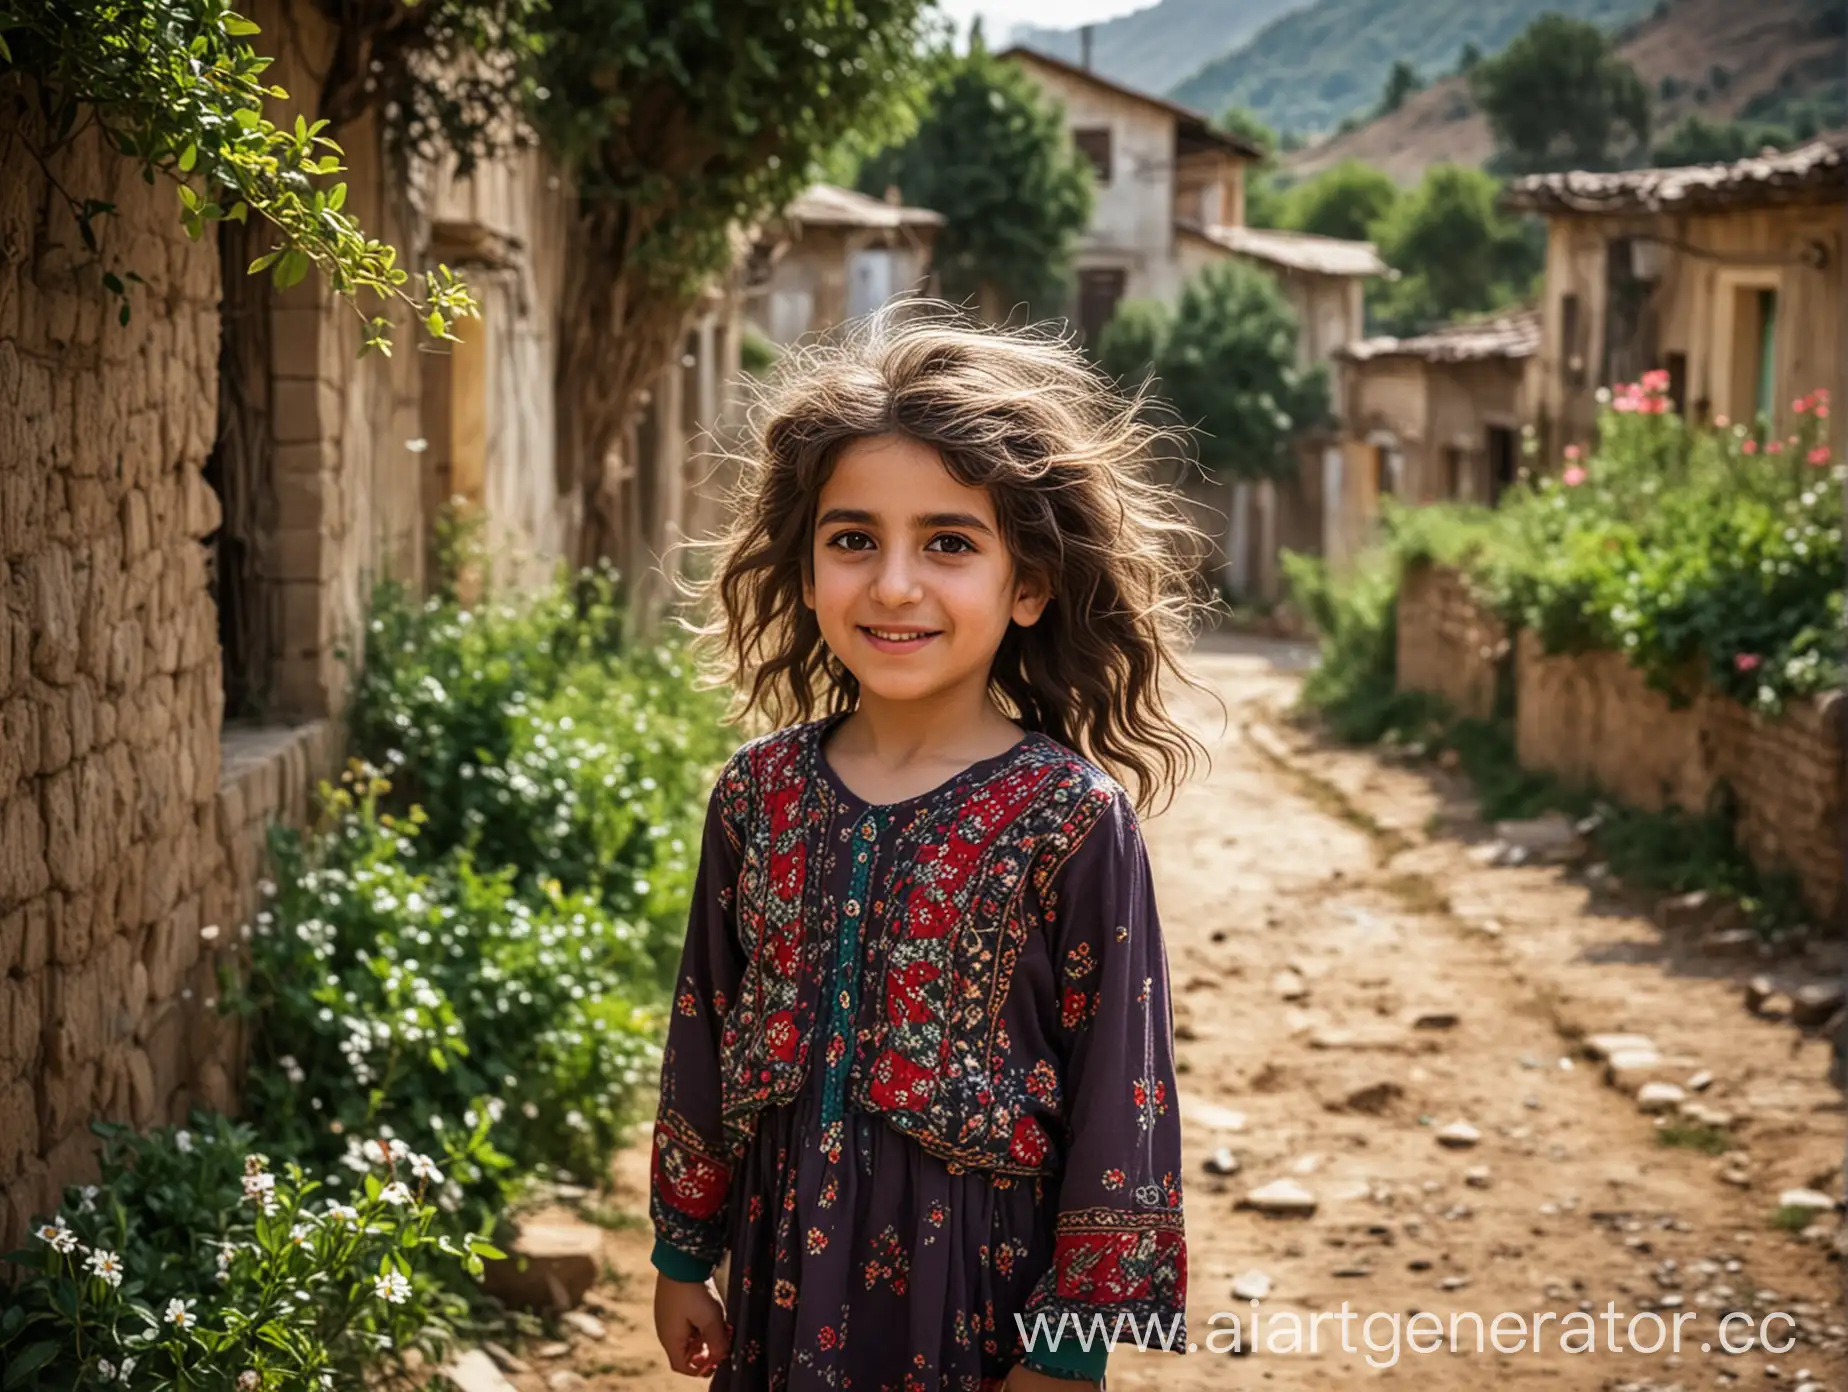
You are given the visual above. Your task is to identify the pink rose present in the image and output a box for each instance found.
[1713,414,1729,428]
[1742,440,1758,455]
[1641,369,1670,393]
[1809,446,1833,466]
[1817,405,1830,419]
[1563,466,1587,487]
[1794,397,1810,414]
[1767,440,1784,455]
[1564,444,1582,461]
[1734,654,1761,673]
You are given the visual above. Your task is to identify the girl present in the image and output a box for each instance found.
[650,304,1208,1391]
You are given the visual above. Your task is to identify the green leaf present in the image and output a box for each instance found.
[4,1341,56,1387]
[118,302,131,327]
[327,182,347,212]
[224,13,261,35]
[425,311,446,338]
[469,1241,507,1261]
[178,143,197,173]
[247,250,281,275]
[274,248,310,290]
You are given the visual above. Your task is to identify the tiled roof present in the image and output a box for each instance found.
[1502,134,1848,215]
[1339,308,1540,364]
[782,184,945,230]
[999,48,1264,160]
[1181,221,1388,278]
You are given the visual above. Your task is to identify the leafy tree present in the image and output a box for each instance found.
[1216,105,1278,160]
[1369,165,1540,335]
[856,40,1094,318]
[1244,173,1289,229]
[530,0,937,560]
[1158,262,1330,480]
[1093,298,1172,388]
[1280,161,1400,243]
[1457,42,1482,75]
[1379,60,1425,115]
[1653,116,1793,167]
[1470,13,1651,173]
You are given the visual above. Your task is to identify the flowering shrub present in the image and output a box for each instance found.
[0,1115,500,1390]
[1391,378,1841,711]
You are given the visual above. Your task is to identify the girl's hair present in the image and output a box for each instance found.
[683,300,1216,815]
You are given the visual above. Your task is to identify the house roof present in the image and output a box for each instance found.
[1339,308,1541,364]
[1502,133,1848,216]
[998,47,1264,161]
[782,184,945,231]
[1180,221,1389,279]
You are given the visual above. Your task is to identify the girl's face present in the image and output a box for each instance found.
[802,433,1049,709]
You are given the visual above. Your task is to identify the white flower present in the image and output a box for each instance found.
[279,1055,306,1085]
[118,1358,136,1382]
[289,1222,313,1246]
[77,1185,99,1213]
[238,1373,260,1390]
[324,1202,359,1224]
[409,1153,443,1183]
[97,1361,116,1380]
[387,1138,411,1161]
[361,1138,390,1165]
[36,1217,79,1255]
[374,1271,412,1304]
[201,924,220,942]
[85,1248,124,1287]
[165,1297,197,1329]
[378,1181,413,1207]
[174,1130,194,1154]
[485,1097,506,1123]
[242,1171,277,1203]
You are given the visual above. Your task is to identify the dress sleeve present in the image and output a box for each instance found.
[648,765,747,1282]
[1019,792,1187,1381]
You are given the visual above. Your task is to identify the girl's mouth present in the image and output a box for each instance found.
[859,626,941,652]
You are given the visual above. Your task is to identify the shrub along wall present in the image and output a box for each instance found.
[1399,562,1845,924]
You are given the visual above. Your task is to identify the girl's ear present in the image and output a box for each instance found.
[1010,572,1052,629]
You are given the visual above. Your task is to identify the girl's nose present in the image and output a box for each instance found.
[869,553,923,607]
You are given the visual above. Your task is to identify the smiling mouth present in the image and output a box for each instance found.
[859,625,941,646]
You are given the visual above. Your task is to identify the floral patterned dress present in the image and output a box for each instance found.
[649,715,1186,1391]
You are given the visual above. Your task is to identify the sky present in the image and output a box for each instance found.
[934,0,1148,46]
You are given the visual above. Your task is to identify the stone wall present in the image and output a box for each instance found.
[1394,562,1508,721]
[1397,565,1844,922]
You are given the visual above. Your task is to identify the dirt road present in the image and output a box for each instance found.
[490,637,1845,1392]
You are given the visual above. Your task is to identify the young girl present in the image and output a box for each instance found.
[649,305,1207,1391]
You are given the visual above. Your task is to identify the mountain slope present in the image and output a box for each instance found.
[1170,0,1656,136]
[1009,0,1314,100]
[1280,0,1846,184]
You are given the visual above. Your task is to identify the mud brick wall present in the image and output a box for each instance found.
[1397,569,1844,923]
[0,119,339,1256]
[1394,562,1509,721]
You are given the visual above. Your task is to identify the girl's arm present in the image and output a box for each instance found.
[649,772,747,1283]
[1019,792,1187,1382]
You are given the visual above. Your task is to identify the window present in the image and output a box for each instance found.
[1726,284,1780,422]
[1374,444,1395,498]
[1486,427,1517,506]
[1666,351,1688,418]
[1076,268,1126,345]
[1753,289,1778,419]
[1073,127,1113,184]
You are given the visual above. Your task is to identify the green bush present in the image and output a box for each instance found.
[0,1115,499,1391]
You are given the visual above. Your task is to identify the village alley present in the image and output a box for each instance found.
[477,636,1845,1392]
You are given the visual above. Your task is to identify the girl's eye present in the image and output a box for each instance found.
[926,534,975,555]
[827,530,876,552]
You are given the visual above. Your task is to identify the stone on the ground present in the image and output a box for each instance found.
[483,1342,530,1375]
[560,1310,607,1341]
[1230,1270,1273,1301]
[1272,969,1309,1001]
[1342,1081,1404,1114]
[1777,1188,1837,1218]
[1583,1033,1656,1062]
[1410,1010,1458,1030]
[1636,1082,1685,1114]
[1656,890,1714,932]
[535,1342,572,1360]
[445,1351,517,1392]
[1436,1121,1481,1148]
[1792,982,1846,1028]
[1701,927,1759,958]
[547,1373,589,1392]
[1187,1100,1248,1133]
[1686,1069,1713,1092]
[1678,1102,1735,1130]
[1758,992,1794,1021]
[1239,1179,1318,1217]
[1492,813,1584,863]
[1464,1165,1492,1188]
[1439,1274,1471,1290]
[1605,1049,1678,1090]
[1745,975,1777,1012]
[1203,1146,1239,1176]
[482,1223,602,1311]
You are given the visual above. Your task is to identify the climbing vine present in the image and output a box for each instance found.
[0,0,476,354]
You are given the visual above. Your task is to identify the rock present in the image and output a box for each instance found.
[1792,982,1846,1028]
[1203,1147,1240,1177]
[1701,927,1759,958]
[1636,1082,1685,1114]
[1777,1188,1837,1218]
[1435,1121,1481,1149]
[1677,1102,1735,1130]
[483,1343,530,1376]
[560,1310,606,1341]
[444,1351,517,1392]
[547,1373,588,1392]
[1440,1275,1472,1291]
[1341,1081,1404,1115]
[1686,1070,1713,1092]
[1238,1179,1318,1217]
[1758,992,1794,1022]
[1410,1011,1458,1031]
[1719,1167,1751,1188]
[534,1342,572,1360]
[1492,813,1584,863]
[1745,975,1777,1012]
[482,1223,602,1312]
[1605,1050,1676,1091]
[1657,890,1714,931]
[1272,969,1309,1002]
[1583,1033,1657,1062]
[1230,1270,1273,1301]
[1332,1264,1372,1278]
[1187,1101,1248,1133]
[1464,1166,1492,1189]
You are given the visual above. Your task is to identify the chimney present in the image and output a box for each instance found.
[1080,24,1094,72]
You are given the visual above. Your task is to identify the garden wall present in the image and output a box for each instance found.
[1394,562,1508,720]
[1398,564,1845,923]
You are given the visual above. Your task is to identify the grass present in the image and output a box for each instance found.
[1657,1122,1732,1156]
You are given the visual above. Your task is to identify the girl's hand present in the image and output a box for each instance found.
[1004,1366,1099,1392]
[653,1272,732,1377]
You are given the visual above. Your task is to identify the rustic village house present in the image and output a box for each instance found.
[1503,134,1846,456]
[1327,309,1540,568]
[750,183,944,346]
[0,0,746,1249]
[1002,45,1388,602]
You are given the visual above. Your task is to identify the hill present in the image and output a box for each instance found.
[1281,0,1846,184]
[1009,0,1314,101]
[1169,0,1656,136]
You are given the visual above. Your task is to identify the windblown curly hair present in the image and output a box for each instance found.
[681,301,1216,815]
